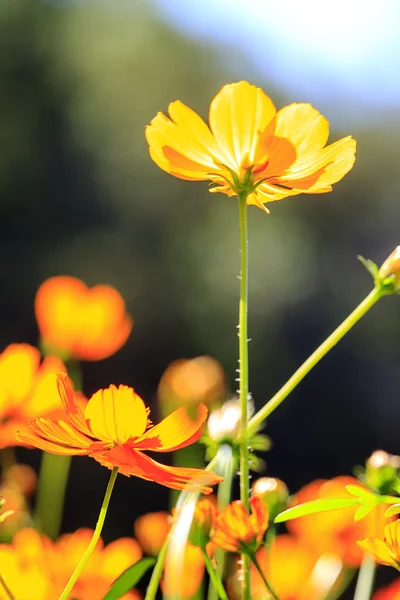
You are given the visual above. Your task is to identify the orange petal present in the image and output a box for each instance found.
[209,81,276,170]
[0,344,40,411]
[133,403,208,452]
[17,417,98,455]
[93,447,222,493]
[85,385,148,444]
[101,538,142,579]
[56,374,92,435]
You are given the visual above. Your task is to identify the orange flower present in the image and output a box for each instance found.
[134,511,170,556]
[241,535,342,600]
[212,496,268,553]
[187,498,217,549]
[35,276,133,361]
[145,80,356,213]
[163,542,205,599]
[358,520,400,570]
[158,356,225,409]
[18,374,222,493]
[374,579,400,600]
[0,344,67,449]
[0,528,142,600]
[287,476,385,567]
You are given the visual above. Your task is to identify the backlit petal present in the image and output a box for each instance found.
[133,403,207,452]
[85,385,148,444]
[93,447,222,493]
[272,103,329,160]
[56,374,92,435]
[357,538,396,567]
[17,418,96,455]
[209,81,276,169]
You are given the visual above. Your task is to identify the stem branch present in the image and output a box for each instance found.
[250,552,280,600]
[247,288,382,436]
[203,548,230,600]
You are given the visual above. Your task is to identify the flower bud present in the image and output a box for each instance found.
[207,397,254,443]
[365,450,400,494]
[379,247,400,290]
[251,477,289,521]
[188,498,217,549]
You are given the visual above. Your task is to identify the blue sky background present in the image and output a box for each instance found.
[152,0,400,126]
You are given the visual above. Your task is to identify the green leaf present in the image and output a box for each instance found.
[274,497,361,523]
[345,485,376,502]
[103,558,156,600]
[354,504,376,521]
[358,255,379,280]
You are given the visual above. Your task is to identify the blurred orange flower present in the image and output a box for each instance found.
[212,496,268,553]
[134,511,170,556]
[158,356,225,409]
[18,374,222,493]
[374,579,400,599]
[0,528,141,600]
[358,520,400,570]
[163,542,204,599]
[0,344,66,448]
[35,276,133,361]
[287,476,385,567]
[247,535,343,600]
[146,81,356,213]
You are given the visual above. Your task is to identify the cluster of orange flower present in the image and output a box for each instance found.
[1,81,400,600]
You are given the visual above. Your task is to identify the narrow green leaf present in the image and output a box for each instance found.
[274,497,361,523]
[357,256,379,279]
[354,504,376,522]
[103,558,156,600]
[345,485,375,502]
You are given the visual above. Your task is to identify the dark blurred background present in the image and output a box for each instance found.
[2,0,400,591]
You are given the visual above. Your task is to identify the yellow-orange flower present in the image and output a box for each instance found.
[35,276,133,361]
[287,476,386,567]
[212,496,268,553]
[0,528,142,600]
[18,374,222,493]
[243,535,342,600]
[187,497,217,549]
[0,344,67,449]
[134,511,170,556]
[146,81,356,213]
[358,520,400,570]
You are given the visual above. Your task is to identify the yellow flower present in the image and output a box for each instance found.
[145,81,356,213]
[358,520,400,570]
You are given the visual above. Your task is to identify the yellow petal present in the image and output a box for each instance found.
[18,418,94,455]
[276,136,356,192]
[272,103,329,160]
[385,521,400,556]
[85,385,148,444]
[133,403,207,452]
[209,81,276,170]
[357,538,396,567]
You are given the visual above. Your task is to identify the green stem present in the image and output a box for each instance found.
[58,467,118,600]
[202,548,229,600]
[207,446,235,600]
[353,555,376,600]
[35,454,72,538]
[249,552,280,600]
[238,192,251,600]
[247,287,382,437]
[0,573,15,600]
[145,534,170,600]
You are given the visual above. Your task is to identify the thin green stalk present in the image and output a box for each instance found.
[35,454,72,538]
[247,287,383,437]
[207,446,235,600]
[238,192,251,600]
[58,467,118,600]
[35,357,82,538]
[0,573,15,600]
[202,548,229,600]
[353,555,376,600]
[249,552,280,600]
[145,534,170,600]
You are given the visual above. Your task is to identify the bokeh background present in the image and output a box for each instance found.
[2,0,400,593]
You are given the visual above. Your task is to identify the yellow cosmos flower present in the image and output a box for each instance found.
[145,81,356,212]
[358,520,400,570]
